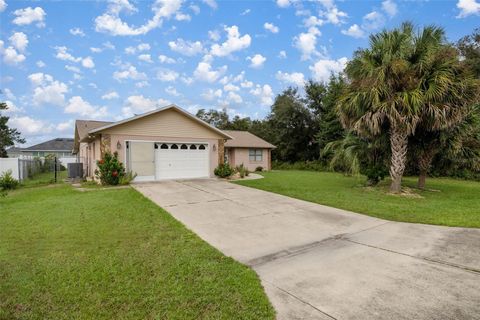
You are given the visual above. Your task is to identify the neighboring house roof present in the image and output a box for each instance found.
[88,104,233,140]
[223,130,276,149]
[22,138,74,152]
[6,147,24,153]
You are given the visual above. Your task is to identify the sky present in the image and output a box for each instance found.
[0,0,479,146]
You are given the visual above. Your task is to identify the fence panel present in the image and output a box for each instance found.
[0,158,20,180]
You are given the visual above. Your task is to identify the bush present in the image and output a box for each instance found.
[94,152,125,185]
[255,166,263,172]
[0,170,19,190]
[214,163,234,178]
[272,160,326,171]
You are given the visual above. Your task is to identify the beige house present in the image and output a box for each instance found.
[73,105,275,181]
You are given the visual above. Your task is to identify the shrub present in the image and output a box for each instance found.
[272,160,326,171]
[94,152,125,185]
[214,163,234,178]
[255,166,263,172]
[119,171,137,185]
[0,170,19,190]
[236,164,247,178]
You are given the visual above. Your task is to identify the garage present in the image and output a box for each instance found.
[126,140,209,181]
[155,142,209,180]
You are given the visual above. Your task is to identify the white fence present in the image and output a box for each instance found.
[0,156,79,181]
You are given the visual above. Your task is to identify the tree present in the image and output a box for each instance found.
[338,22,466,193]
[457,28,480,78]
[0,102,25,157]
[196,108,229,129]
[267,88,319,162]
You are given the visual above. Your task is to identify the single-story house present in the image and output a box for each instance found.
[5,146,24,158]
[73,104,275,181]
[21,138,74,158]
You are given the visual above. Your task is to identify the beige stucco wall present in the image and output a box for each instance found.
[102,108,225,139]
[229,147,271,171]
[107,134,221,177]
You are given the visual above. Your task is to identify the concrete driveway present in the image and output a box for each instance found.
[133,179,480,320]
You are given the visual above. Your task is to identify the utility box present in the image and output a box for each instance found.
[68,163,83,179]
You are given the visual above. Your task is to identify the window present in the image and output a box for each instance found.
[171,144,179,149]
[189,144,197,150]
[180,144,188,150]
[199,145,206,150]
[160,144,169,149]
[249,149,262,162]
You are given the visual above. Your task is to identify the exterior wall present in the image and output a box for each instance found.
[107,134,221,178]
[102,108,225,140]
[230,147,271,171]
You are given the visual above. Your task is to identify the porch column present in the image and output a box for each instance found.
[218,139,225,165]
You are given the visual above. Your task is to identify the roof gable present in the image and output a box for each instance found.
[223,130,276,149]
[89,105,232,140]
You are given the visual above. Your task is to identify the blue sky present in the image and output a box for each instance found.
[0,0,479,146]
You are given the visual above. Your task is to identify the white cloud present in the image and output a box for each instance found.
[12,6,46,27]
[0,40,26,66]
[168,38,203,56]
[157,68,179,82]
[341,24,365,38]
[382,0,398,17]
[190,4,200,14]
[121,95,170,118]
[362,11,385,30]
[202,0,217,9]
[276,0,291,8]
[309,57,347,82]
[278,50,287,59]
[90,42,116,53]
[226,91,243,104]
[456,0,480,17]
[138,54,153,63]
[9,32,28,52]
[65,65,81,74]
[210,25,251,57]
[95,0,183,36]
[241,9,250,15]
[28,73,68,106]
[264,22,279,33]
[194,60,227,82]
[81,56,95,68]
[208,30,221,41]
[65,96,108,118]
[240,80,253,88]
[317,0,348,25]
[247,54,266,69]
[36,60,46,68]
[158,54,176,63]
[9,116,52,136]
[102,91,119,100]
[165,86,180,96]
[304,16,324,28]
[294,27,322,60]
[276,71,305,87]
[201,88,222,101]
[113,65,147,81]
[4,100,25,114]
[56,120,74,132]
[69,27,85,37]
[224,83,240,92]
[175,12,191,21]
[135,81,150,88]
[0,0,6,12]
[3,88,16,101]
[125,43,151,54]
[250,84,273,107]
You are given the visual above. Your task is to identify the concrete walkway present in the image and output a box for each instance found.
[133,179,480,320]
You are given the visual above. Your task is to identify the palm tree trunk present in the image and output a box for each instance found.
[389,125,408,193]
[417,147,437,189]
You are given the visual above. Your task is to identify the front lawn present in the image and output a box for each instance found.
[235,170,480,228]
[0,185,274,319]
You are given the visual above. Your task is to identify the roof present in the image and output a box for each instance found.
[6,147,24,152]
[75,119,114,141]
[22,138,74,152]
[88,104,233,140]
[223,130,276,149]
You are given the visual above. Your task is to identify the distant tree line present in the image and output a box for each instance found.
[197,24,480,192]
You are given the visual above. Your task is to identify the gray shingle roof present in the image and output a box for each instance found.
[22,138,74,152]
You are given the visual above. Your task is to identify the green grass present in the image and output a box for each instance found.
[235,170,480,228]
[21,171,67,188]
[0,185,274,319]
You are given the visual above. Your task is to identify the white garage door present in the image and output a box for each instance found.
[155,143,209,180]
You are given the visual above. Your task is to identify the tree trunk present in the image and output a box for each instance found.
[417,147,437,190]
[389,125,408,193]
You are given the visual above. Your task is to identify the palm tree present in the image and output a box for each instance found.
[338,22,472,193]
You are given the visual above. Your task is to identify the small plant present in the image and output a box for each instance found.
[94,152,126,185]
[245,168,250,177]
[255,166,263,172]
[0,189,8,197]
[236,164,247,178]
[119,171,137,185]
[214,163,234,178]
[0,170,19,190]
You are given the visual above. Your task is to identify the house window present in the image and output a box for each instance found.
[249,149,262,162]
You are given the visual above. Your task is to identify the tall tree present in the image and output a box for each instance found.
[195,108,229,129]
[457,28,480,78]
[0,102,25,157]
[267,88,319,162]
[338,22,465,193]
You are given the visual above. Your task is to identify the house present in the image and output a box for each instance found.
[5,147,24,158]
[73,104,275,181]
[21,138,74,158]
